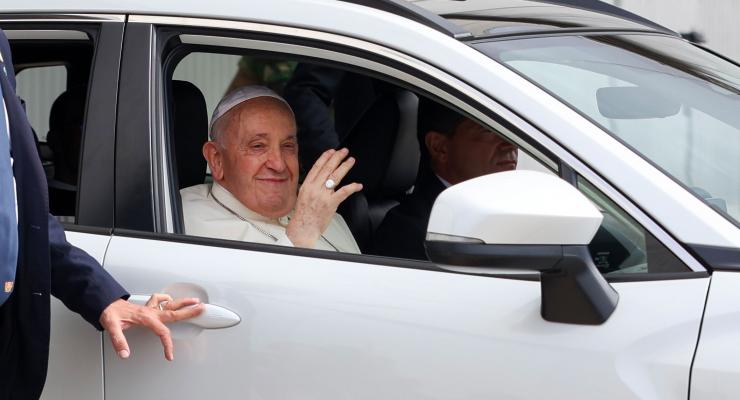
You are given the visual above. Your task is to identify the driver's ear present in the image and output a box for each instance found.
[425,131,449,163]
[203,141,224,181]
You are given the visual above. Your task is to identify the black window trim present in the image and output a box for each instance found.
[63,222,112,236]
[79,21,124,228]
[0,19,124,230]
[115,21,157,232]
[112,228,710,283]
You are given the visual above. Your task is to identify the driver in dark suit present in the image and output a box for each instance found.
[373,98,518,260]
[0,29,203,400]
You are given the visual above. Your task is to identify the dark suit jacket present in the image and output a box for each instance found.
[0,30,128,400]
[283,64,390,170]
[372,170,447,260]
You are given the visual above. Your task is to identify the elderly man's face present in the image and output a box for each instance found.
[210,97,299,218]
[429,118,518,185]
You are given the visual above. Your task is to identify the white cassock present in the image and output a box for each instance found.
[180,182,360,254]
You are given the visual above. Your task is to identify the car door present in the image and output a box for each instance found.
[0,14,123,400]
[692,270,740,399]
[102,14,710,400]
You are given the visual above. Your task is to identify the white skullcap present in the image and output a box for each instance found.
[209,85,294,139]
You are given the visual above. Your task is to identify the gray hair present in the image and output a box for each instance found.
[209,110,234,145]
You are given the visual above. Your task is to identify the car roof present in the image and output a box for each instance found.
[330,1,676,40]
[3,0,676,40]
[408,0,676,39]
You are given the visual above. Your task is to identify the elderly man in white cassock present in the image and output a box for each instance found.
[181,86,362,253]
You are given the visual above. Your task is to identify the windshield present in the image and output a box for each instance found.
[476,34,740,226]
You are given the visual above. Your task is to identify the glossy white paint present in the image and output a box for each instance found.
[6,1,738,248]
[41,231,110,400]
[102,236,708,399]
[428,170,603,245]
[691,271,740,400]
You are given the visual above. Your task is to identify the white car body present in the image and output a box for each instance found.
[2,0,739,398]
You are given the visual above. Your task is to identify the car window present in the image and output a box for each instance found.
[578,176,690,275]
[16,65,68,210]
[166,47,550,260]
[11,37,94,224]
[478,34,740,227]
[156,30,694,277]
[16,65,67,142]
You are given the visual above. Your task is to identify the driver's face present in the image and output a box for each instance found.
[443,119,518,184]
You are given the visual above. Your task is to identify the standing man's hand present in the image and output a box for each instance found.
[99,294,204,361]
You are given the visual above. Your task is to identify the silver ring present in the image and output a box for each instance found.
[157,301,168,311]
[324,179,336,189]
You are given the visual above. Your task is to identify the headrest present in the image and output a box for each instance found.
[343,89,419,197]
[384,91,420,194]
[172,80,208,189]
[49,87,85,132]
[47,86,86,177]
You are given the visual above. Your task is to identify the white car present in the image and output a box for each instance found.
[2,0,739,399]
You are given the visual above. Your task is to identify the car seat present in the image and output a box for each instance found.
[338,88,420,253]
[46,87,86,217]
[171,80,208,189]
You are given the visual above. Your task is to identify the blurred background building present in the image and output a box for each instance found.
[603,0,740,62]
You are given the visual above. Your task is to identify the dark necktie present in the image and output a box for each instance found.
[0,69,18,306]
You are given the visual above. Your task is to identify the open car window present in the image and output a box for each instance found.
[165,47,551,260]
[159,32,691,277]
[11,33,95,224]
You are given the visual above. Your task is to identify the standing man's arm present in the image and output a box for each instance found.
[48,214,127,326]
[48,215,203,360]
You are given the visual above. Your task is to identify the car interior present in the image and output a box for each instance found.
[167,55,423,255]
[163,49,691,273]
[9,37,94,223]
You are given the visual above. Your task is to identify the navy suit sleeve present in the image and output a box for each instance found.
[48,214,129,330]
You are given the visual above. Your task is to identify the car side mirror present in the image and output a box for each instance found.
[425,170,619,325]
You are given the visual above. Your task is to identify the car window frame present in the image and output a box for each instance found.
[114,15,706,281]
[0,16,124,230]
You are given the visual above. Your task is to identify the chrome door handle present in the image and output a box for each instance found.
[129,294,240,329]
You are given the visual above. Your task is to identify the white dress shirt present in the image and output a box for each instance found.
[181,182,360,254]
